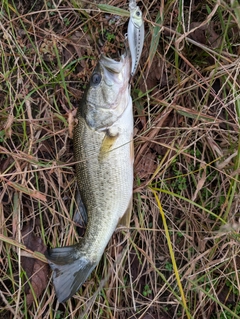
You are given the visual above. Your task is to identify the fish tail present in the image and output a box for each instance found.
[45,246,97,303]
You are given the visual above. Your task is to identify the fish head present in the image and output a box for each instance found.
[82,52,131,130]
[130,7,143,29]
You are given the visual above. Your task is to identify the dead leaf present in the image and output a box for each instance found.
[68,30,93,63]
[192,166,206,201]
[135,150,158,180]
[189,22,222,48]
[68,109,77,139]
[140,50,167,98]
[139,36,168,100]
[21,223,49,305]
[4,113,14,138]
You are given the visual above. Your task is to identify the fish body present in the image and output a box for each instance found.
[45,52,133,303]
[128,0,144,76]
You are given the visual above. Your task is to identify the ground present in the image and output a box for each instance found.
[0,0,240,318]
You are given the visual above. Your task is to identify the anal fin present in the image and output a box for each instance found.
[118,197,133,228]
[73,187,88,227]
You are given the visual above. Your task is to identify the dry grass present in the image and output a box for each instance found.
[0,0,240,318]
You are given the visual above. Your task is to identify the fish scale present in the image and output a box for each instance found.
[74,114,133,246]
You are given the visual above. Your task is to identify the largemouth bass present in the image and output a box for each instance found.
[45,51,133,303]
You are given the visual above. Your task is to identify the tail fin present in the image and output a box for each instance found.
[45,246,97,303]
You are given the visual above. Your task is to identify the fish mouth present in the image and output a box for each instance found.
[99,51,131,85]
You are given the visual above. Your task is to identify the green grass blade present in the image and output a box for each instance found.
[148,11,162,72]
[151,188,191,319]
[97,4,129,17]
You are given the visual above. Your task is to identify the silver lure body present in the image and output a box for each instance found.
[127,0,144,76]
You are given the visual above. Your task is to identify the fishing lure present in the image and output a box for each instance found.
[127,0,144,76]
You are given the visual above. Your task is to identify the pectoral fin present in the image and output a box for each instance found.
[118,197,133,227]
[99,129,119,160]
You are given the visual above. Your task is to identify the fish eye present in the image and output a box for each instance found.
[91,73,102,85]
[136,10,141,17]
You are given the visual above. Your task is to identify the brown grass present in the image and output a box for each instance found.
[0,0,240,318]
